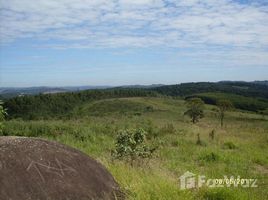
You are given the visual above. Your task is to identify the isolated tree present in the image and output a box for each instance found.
[0,101,7,135]
[216,99,233,127]
[184,98,205,123]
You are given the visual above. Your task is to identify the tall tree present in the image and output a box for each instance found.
[216,99,233,127]
[184,98,205,123]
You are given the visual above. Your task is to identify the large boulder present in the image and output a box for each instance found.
[0,136,124,200]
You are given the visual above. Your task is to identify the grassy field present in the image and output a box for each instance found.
[3,97,268,200]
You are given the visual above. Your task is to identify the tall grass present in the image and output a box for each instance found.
[3,97,268,199]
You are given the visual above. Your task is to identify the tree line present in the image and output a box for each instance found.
[3,88,158,120]
[153,82,268,99]
[2,82,268,120]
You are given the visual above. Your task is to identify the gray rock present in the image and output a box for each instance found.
[0,136,124,200]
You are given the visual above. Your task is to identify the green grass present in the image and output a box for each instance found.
[3,97,268,199]
[71,98,155,117]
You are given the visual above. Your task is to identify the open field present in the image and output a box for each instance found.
[3,97,268,199]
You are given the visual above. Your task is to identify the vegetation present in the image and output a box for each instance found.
[209,129,215,140]
[0,101,7,135]
[1,85,268,199]
[3,88,158,120]
[3,82,268,120]
[187,92,268,113]
[112,128,156,166]
[223,142,237,150]
[184,98,205,123]
[196,133,206,146]
[153,81,268,99]
[216,99,233,127]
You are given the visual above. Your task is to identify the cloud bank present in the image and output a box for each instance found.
[0,0,267,49]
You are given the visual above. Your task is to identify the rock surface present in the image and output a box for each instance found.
[0,136,124,200]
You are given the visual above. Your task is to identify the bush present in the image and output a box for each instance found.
[209,129,215,140]
[223,142,237,150]
[145,106,154,112]
[196,133,207,146]
[170,140,179,147]
[199,152,219,162]
[0,101,7,136]
[184,98,205,123]
[112,128,156,165]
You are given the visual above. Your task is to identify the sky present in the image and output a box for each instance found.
[0,0,268,87]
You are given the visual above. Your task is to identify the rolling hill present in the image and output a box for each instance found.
[2,96,268,199]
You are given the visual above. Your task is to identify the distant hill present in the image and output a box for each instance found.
[153,81,268,99]
[186,92,268,113]
[3,88,158,120]
[0,87,67,99]
[152,81,268,114]
[0,86,112,99]
[2,81,267,99]
[253,80,268,86]
[0,85,164,99]
[118,84,165,89]
[2,81,268,120]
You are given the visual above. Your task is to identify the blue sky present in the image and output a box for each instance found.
[0,0,268,87]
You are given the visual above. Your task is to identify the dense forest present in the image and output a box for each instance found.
[186,93,268,113]
[2,82,268,120]
[152,81,268,99]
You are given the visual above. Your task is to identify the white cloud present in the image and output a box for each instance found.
[0,0,267,61]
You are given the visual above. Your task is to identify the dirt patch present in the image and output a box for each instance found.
[0,136,124,200]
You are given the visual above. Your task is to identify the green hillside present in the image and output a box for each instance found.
[3,82,268,120]
[186,92,268,113]
[71,98,155,117]
[3,88,158,120]
[153,82,268,99]
[2,96,268,200]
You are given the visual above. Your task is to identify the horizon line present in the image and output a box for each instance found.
[1,80,268,88]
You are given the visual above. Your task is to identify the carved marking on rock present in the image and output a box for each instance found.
[26,158,77,183]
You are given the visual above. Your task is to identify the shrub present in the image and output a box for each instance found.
[199,152,219,162]
[0,101,7,136]
[196,133,206,146]
[223,142,237,150]
[171,140,179,147]
[145,106,154,112]
[209,129,215,140]
[216,99,233,128]
[134,112,142,116]
[112,128,156,165]
[184,98,205,123]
